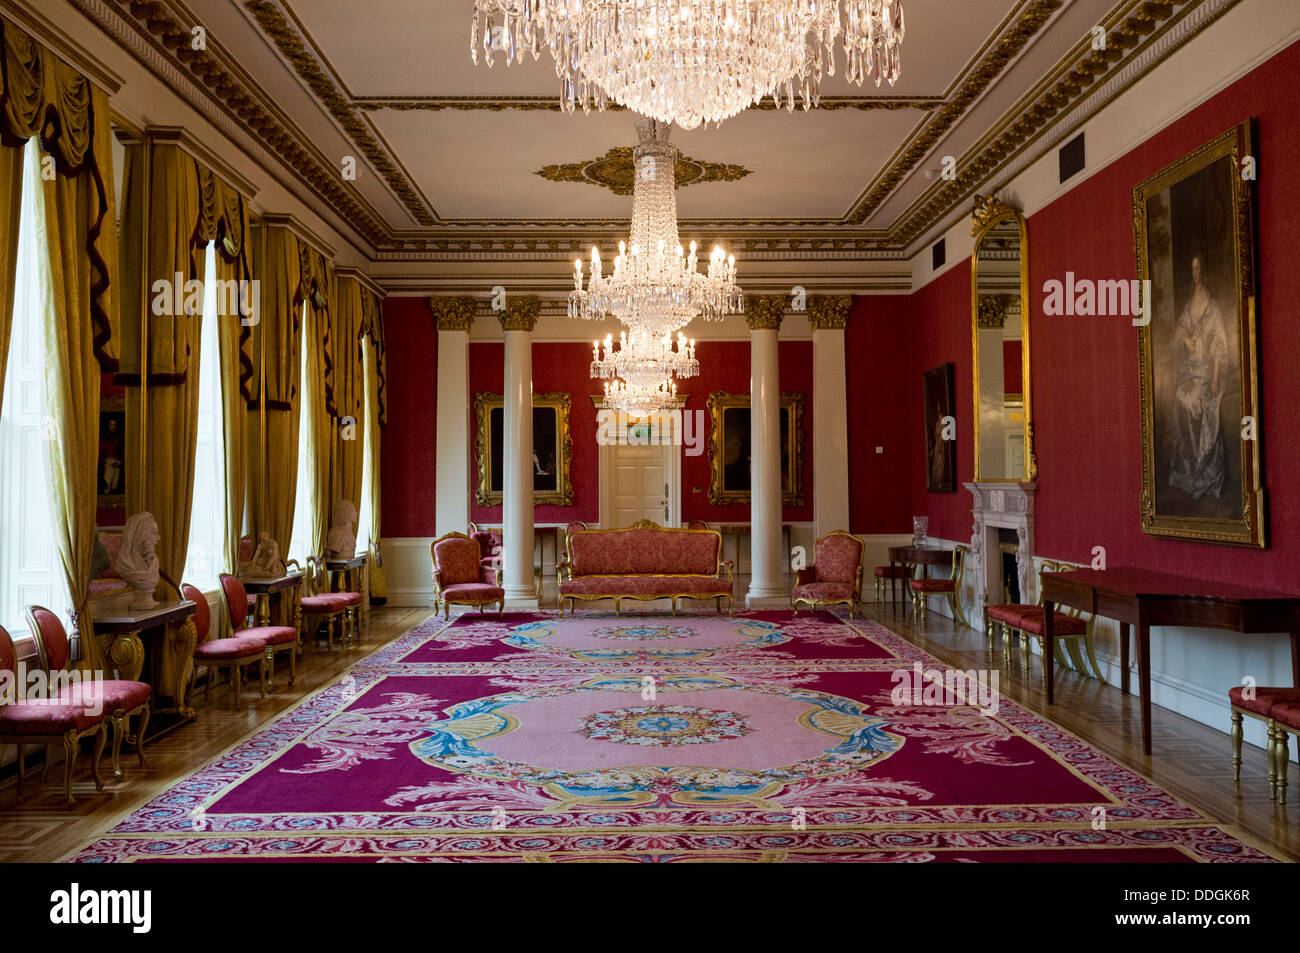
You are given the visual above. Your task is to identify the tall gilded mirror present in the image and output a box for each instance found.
[971,196,1034,481]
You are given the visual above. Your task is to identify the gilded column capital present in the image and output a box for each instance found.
[499,295,542,332]
[745,295,786,332]
[429,295,477,331]
[807,294,852,330]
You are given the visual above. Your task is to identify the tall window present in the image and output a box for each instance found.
[288,302,314,563]
[354,343,375,555]
[181,243,227,591]
[0,140,70,637]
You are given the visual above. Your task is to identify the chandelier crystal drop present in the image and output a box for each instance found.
[470,1,906,130]
[569,118,742,339]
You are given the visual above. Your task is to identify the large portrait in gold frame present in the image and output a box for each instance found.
[473,392,573,506]
[706,391,804,505]
[1133,121,1264,547]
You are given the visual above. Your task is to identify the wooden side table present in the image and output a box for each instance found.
[93,600,198,721]
[241,572,305,647]
[886,545,954,608]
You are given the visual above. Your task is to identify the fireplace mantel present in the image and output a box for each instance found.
[965,481,1037,631]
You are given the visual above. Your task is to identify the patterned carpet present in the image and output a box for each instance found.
[67,609,1279,862]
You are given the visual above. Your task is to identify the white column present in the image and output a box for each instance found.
[431,297,475,539]
[500,296,540,607]
[810,295,851,537]
[746,297,787,607]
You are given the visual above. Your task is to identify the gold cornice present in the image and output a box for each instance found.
[536,147,750,196]
[429,295,478,331]
[261,213,336,260]
[745,295,786,332]
[499,295,542,332]
[807,295,852,330]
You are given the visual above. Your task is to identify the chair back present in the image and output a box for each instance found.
[687,519,709,530]
[181,584,211,643]
[218,574,249,630]
[432,533,482,587]
[0,624,15,683]
[813,532,863,584]
[238,536,254,563]
[949,545,969,589]
[25,606,70,674]
[298,556,325,597]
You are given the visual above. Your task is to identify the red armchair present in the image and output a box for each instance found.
[0,622,108,806]
[297,556,357,652]
[27,606,151,783]
[219,574,300,689]
[791,531,865,618]
[432,532,504,620]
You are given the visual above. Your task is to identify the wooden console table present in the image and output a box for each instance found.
[887,545,954,607]
[93,600,198,719]
[1041,567,1300,755]
[716,523,794,575]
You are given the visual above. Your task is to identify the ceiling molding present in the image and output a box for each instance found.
[146,125,260,199]
[536,147,751,196]
[356,95,947,113]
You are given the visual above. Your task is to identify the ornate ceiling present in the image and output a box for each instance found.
[74,0,1238,286]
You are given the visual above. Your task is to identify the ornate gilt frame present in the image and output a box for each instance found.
[970,196,1034,481]
[1133,121,1263,548]
[705,392,805,506]
[473,392,573,507]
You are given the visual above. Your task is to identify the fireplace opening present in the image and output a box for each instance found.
[998,528,1020,603]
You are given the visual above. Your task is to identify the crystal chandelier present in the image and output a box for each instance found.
[569,118,741,339]
[592,329,698,419]
[470,1,906,130]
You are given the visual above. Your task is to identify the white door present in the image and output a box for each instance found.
[599,414,680,528]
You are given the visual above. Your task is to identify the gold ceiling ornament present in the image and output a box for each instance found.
[971,195,1021,237]
[428,295,477,331]
[745,295,787,332]
[536,147,751,197]
[499,294,542,332]
[807,295,852,330]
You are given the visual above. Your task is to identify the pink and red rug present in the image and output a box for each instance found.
[67,610,1279,862]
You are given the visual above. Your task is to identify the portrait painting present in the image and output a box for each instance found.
[97,396,126,509]
[474,392,573,506]
[1133,120,1264,547]
[706,392,804,505]
[923,363,956,493]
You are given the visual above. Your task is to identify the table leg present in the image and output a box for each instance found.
[1043,600,1055,704]
[1119,622,1131,695]
[1137,618,1152,756]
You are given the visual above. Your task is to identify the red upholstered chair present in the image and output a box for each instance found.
[237,536,257,618]
[27,605,151,783]
[299,556,355,653]
[686,520,710,530]
[0,623,108,806]
[432,532,504,620]
[985,561,1100,679]
[873,564,909,601]
[1228,685,1300,803]
[909,545,970,627]
[185,584,269,708]
[219,574,299,689]
[791,531,864,618]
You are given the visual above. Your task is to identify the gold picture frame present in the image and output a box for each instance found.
[473,392,573,506]
[1133,121,1264,547]
[706,391,805,505]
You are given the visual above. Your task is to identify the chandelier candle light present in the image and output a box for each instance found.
[591,328,699,419]
[470,0,907,130]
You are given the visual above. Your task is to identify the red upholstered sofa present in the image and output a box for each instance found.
[557,521,734,615]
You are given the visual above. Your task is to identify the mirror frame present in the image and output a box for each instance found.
[970,195,1035,482]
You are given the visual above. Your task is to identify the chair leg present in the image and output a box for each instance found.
[91,726,106,792]
[1275,725,1290,804]
[264,648,275,694]
[1001,624,1011,666]
[1021,632,1032,676]
[288,645,296,687]
[136,704,150,768]
[1084,630,1103,681]
[1230,710,1243,784]
[231,664,242,709]
[111,711,126,780]
[61,731,77,806]
[260,657,269,698]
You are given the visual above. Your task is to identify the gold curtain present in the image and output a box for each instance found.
[331,276,367,511]
[0,141,21,417]
[362,292,386,600]
[302,296,330,559]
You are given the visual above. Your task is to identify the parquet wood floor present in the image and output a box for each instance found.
[1,591,1293,862]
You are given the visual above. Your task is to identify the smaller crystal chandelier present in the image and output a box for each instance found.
[592,328,698,419]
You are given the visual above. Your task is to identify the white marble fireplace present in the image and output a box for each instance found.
[964,482,1037,632]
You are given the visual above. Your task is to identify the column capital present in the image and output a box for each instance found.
[745,294,786,332]
[499,294,542,332]
[808,294,852,330]
[429,295,477,331]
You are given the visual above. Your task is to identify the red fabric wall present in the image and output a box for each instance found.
[468,341,601,525]
[1027,40,1300,588]
[907,264,975,543]
[380,296,437,538]
[847,294,913,534]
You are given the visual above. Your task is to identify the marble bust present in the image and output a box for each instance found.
[116,512,161,609]
[326,500,358,558]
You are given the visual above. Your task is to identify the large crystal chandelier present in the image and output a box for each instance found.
[569,118,741,339]
[470,1,906,130]
[592,328,699,418]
